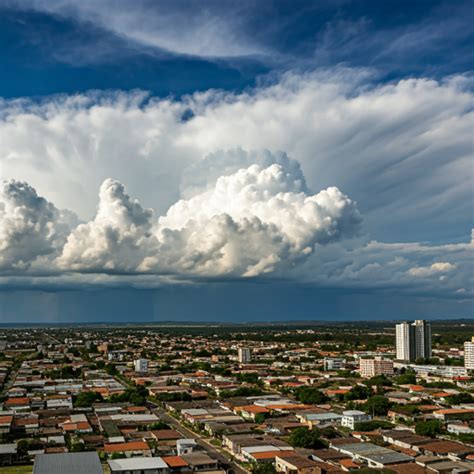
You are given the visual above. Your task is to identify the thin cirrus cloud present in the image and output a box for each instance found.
[8,0,269,59]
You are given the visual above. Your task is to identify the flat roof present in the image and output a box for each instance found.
[108,457,168,471]
[33,452,102,474]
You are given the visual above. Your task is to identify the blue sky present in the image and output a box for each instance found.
[0,0,472,322]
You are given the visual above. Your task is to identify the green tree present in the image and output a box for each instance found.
[394,373,417,385]
[415,420,443,437]
[289,427,326,449]
[295,386,328,405]
[445,392,473,405]
[363,396,391,416]
[345,384,372,401]
[74,391,103,408]
[252,463,276,474]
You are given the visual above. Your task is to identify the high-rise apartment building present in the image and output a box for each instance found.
[134,358,148,373]
[464,337,474,370]
[238,347,251,363]
[395,320,431,362]
[359,356,394,378]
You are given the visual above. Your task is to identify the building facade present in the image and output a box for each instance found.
[396,320,431,362]
[464,337,474,370]
[359,356,394,378]
[134,358,148,373]
[238,348,251,363]
[323,357,345,371]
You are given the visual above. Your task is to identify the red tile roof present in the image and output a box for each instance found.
[104,441,149,453]
[163,455,189,467]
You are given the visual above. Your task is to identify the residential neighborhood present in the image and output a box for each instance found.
[0,320,473,474]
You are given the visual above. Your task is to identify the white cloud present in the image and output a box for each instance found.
[0,179,76,270]
[54,161,361,277]
[58,178,155,272]
[0,71,472,300]
[408,262,457,277]
[10,0,267,58]
[0,72,471,244]
[148,163,361,276]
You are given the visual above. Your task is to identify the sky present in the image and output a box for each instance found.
[0,0,473,323]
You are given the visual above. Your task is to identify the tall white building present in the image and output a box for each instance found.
[396,320,431,362]
[134,358,148,373]
[464,337,474,370]
[396,322,413,361]
[238,347,251,363]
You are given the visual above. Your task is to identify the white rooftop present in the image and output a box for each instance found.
[108,457,168,471]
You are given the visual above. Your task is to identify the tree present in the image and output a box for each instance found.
[394,373,417,385]
[415,420,443,437]
[354,420,394,431]
[363,396,391,416]
[149,421,171,430]
[295,386,328,405]
[345,384,372,401]
[445,392,473,405]
[254,413,267,424]
[289,427,326,449]
[252,463,276,474]
[220,387,264,398]
[74,391,103,408]
[365,375,392,388]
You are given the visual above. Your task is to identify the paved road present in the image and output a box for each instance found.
[148,402,249,474]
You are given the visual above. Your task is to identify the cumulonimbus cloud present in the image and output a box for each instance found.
[0,179,76,271]
[1,155,471,301]
[55,160,361,277]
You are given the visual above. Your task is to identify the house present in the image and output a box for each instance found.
[341,411,370,429]
[333,442,413,468]
[108,456,169,474]
[177,439,197,455]
[33,452,103,474]
[0,444,17,467]
[433,408,474,422]
[234,405,269,421]
[104,440,152,457]
[447,423,474,435]
[0,416,13,434]
[163,455,189,471]
[180,453,220,471]
[297,412,342,429]
[276,454,325,474]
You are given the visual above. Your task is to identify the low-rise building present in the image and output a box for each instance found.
[341,410,370,429]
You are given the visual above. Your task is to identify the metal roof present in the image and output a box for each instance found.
[108,456,168,471]
[33,452,102,474]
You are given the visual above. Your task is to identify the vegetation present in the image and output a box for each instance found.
[415,420,444,437]
[289,427,327,449]
[363,396,391,416]
[74,391,103,408]
[295,386,328,405]
[220,387,264,398]
[345,384,372,401]
[109,385,149,405]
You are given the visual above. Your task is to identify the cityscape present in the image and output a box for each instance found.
[0,0,473,473]
[0,321,472,473]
